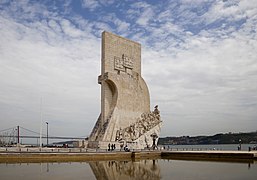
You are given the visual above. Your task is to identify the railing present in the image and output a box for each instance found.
[0,147,90,153]
[161,148,223,151]
[0,147,159,153]
[0,147,227,153]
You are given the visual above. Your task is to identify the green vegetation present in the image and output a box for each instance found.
[158,131,257,145]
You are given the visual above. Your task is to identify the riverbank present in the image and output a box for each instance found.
[0,151,161,163]
[162,150,257,163]
[0,148,256,163]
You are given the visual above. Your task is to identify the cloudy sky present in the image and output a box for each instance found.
[0,0,257,139]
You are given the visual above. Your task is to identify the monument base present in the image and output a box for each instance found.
[87,123,162,150]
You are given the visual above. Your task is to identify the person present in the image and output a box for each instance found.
[108,143,111,151]
[124,145,129,152]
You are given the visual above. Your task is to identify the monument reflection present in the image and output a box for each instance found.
[89,159,160,180]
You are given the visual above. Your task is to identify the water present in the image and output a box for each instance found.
[0,159,256,180]
[162,144,256,151]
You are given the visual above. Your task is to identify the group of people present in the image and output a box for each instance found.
[108,143,130,152]
[124,145,130,152]
[108,143,116,151]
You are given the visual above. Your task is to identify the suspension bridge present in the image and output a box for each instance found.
[0,126,87,146]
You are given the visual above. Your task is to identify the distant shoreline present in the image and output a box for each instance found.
[159,131,257,145]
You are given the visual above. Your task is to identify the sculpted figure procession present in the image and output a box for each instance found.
[116,105,161,142]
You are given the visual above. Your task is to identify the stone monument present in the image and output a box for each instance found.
[88,31,162,149]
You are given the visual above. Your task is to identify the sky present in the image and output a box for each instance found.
[0,0,257,139]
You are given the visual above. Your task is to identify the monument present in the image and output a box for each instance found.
[88,31,162,149]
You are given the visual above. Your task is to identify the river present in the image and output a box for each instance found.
[0,158,256,179]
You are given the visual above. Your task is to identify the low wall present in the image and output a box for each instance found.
[0,149,256,163]
[0,152,132,163]
[161,151,257,162]
[0,150,161,163]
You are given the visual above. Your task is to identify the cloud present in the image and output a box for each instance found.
[100,13,130,34]
[81,0,101,11]
[203,0,246,22]
[130,1,156,26]
[142,24,257,135]
[81,0,116,11]
[0,0,257,138]
[135,0,257,136]
[0,1,101,138]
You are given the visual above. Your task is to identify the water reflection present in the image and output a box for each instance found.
[89,159,160,180]
[1,159,257,180]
